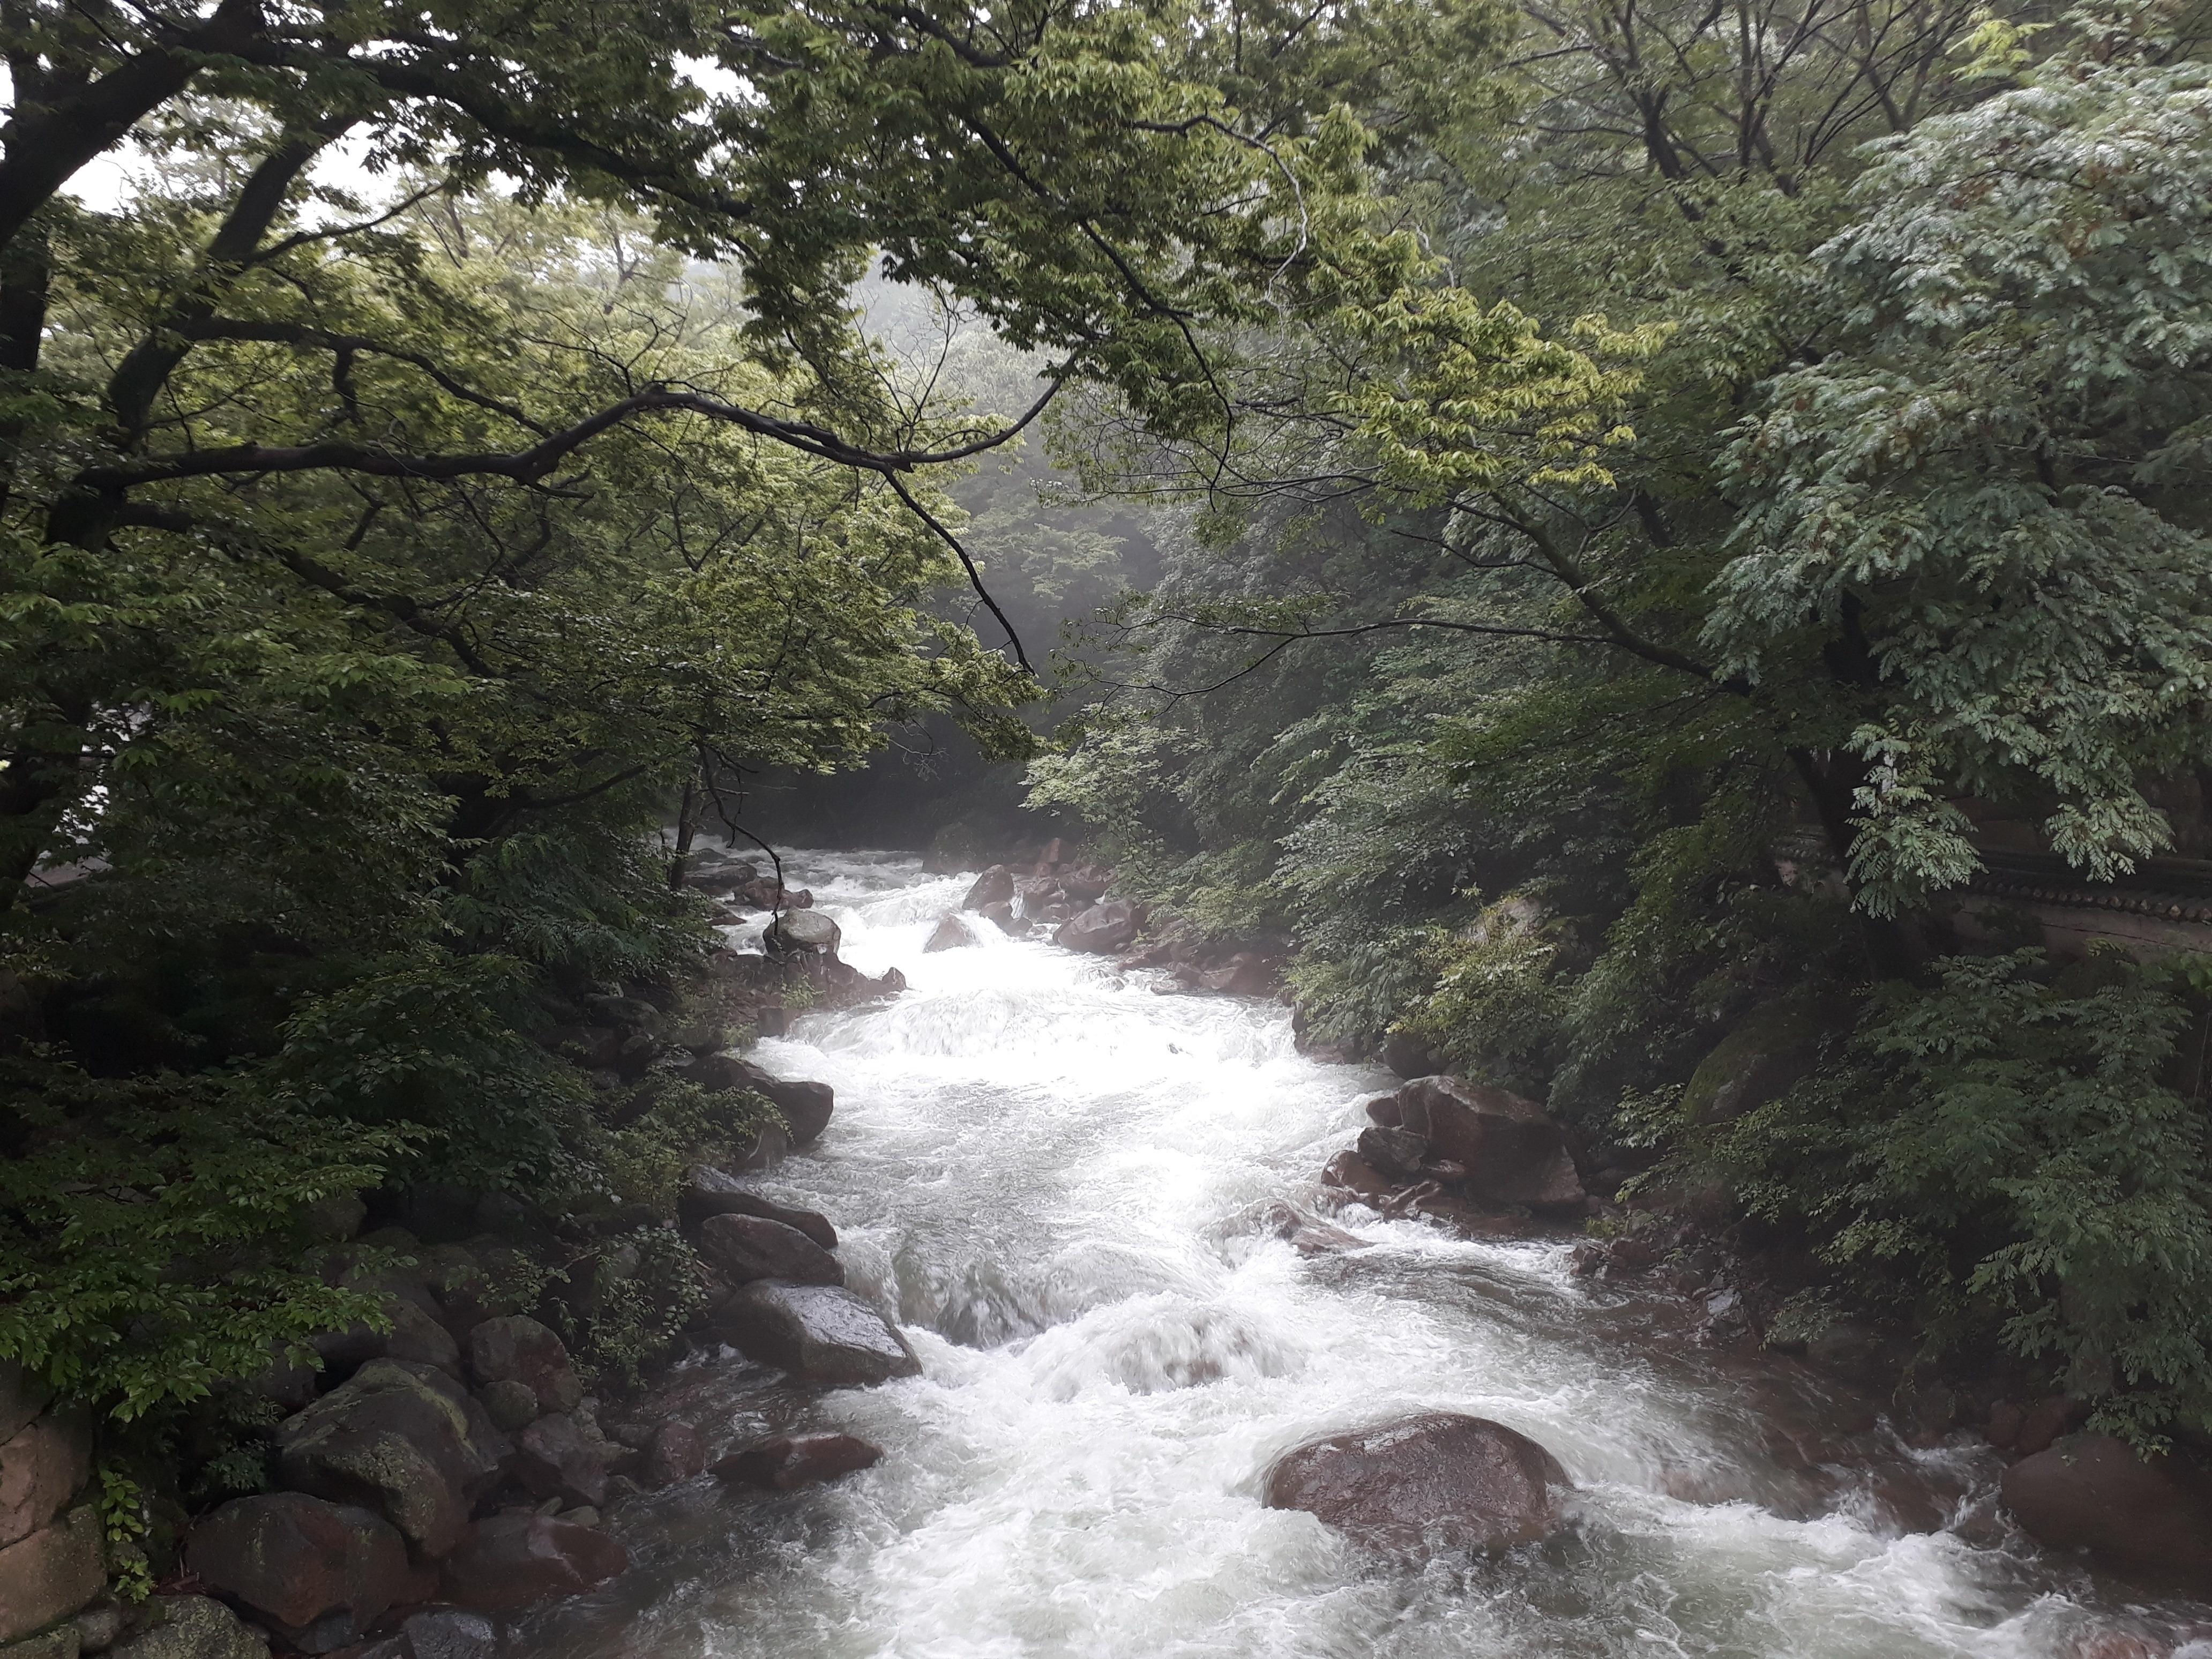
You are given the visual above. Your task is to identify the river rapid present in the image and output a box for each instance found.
[517,851,2210,1659]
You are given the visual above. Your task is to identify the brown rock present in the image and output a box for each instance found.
[1379,1031,1446,1080]
[2002,1432,2212,1578]
[1395,1077,1583,1210]
[1054,899,1138,954]
[696,1213,845,1287]
[1319,1150,1394,1205]
[923,914,975,952]
[1355,1125,1428,1180]
[184,1493,410,1636]
[1199,952,1274,996]
[646,1421,706,1486]
[0,1505,107,1642]
[978,901,1022,935]
[711,1433,883,1491]
[512,1414,622,1509]
[677,1167,838,1249]
[275,1359,510,1558]
[961,866,1017,911]
[0,1362,51,1444]
[1265,1414,1571,1552]
[686,1056,835,1148]
[1059,864,1111,904]
[713,1281,922,1386]
[1360,1092,1402,1128]
[438,1515,627,1613]
[2015,1395,2091,1458]
[465,1317,582,1417]
[1,1413,91,1549]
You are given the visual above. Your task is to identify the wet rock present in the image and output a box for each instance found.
[0,1363,51,1444]
[1016,877,1059,918]
[978,901,1023,936]
[1265,1414,1572,1552]
[684,1057,835,1148]
[1059,864,1111,905]
[1,1411,90,1549]
[764,909,841,958]
[711,1433,883,1491]
[400,1611,496,1659]
[1054,899,1137,954]
[184,1493,410,1636]
[438,1514,627,1613]
[1319,1150,1394,1206]
[647,1421,706,1486]
[1355,1125,1428,1180]
[107,1597,268,1659]
[923,914,975,952]
[0,1504,105,1642]
[1199,952,1274,996]
[677,1167,838,1249]
[465,1317,582,1417]
[512,1413,625,1509]
[2002,1432,2212,1578]
[962,866,1017,911]
[713,1282,923,1386]
[1251,1200,1367,1256]
[1359,1092,1402,1128]
[1379,1030,1446,1080]
[275,1359,511,1557]
[1394,1077,1583,1210]
[697,1213,845,1287]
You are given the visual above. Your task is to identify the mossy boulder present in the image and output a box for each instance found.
[1682,995,1855,1126]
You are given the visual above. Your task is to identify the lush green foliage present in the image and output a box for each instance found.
[1030,0,2212,1430]
[2,0,1481,1424]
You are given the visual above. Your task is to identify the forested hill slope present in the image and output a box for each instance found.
[1025,1,2212,1451]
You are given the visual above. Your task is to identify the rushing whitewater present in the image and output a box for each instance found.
[518,852,2205,1659]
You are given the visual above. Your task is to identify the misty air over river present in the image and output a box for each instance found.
[507,853,2208,1659]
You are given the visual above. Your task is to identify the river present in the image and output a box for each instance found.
[516,850,2209,1659]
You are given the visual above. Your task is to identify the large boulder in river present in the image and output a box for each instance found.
[275,1359,510,1557]
[697,1212,845,1287]
[185,1493,414,1641]
[962,865,1017,910]
[685,1054,835,1147]
[712,1432,883,1491]
[2002,1432,2212,1579]
[714,1281,922,1385]
[764,908,841,959]
[1265,1414,1571,1552]
[1395,1077,1583,1210]
[1054,898,1138,954]
[678,1165,838,1248]
[439,1515,627,1612]
[924,913,976,952]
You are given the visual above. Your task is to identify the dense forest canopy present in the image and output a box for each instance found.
[6,0,2212,1517]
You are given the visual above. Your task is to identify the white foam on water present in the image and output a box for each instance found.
[524,849,2194,1659]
